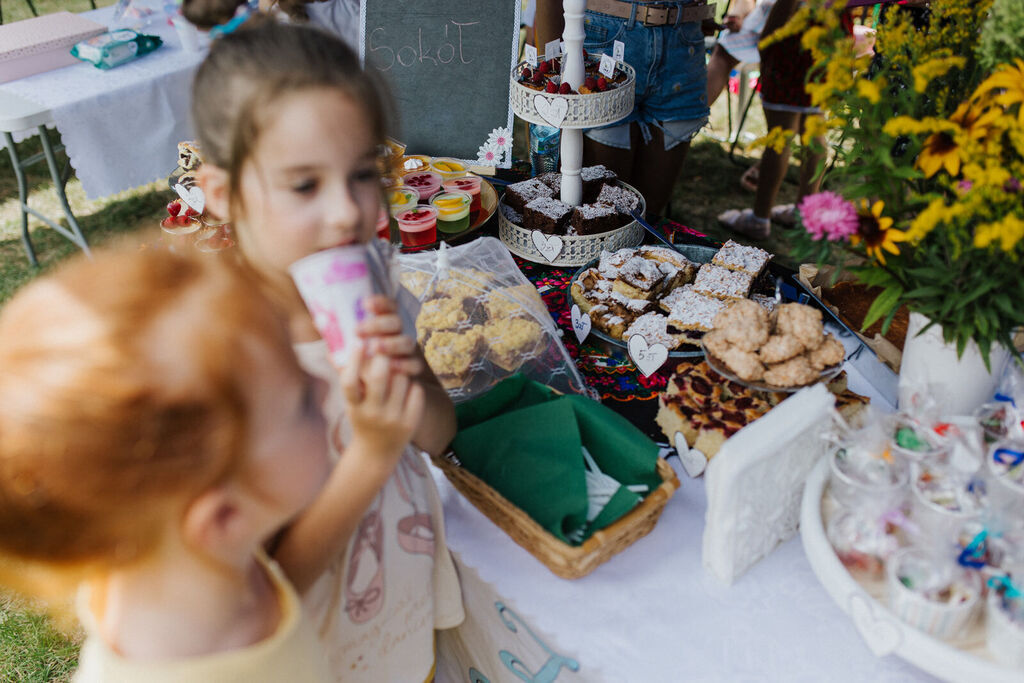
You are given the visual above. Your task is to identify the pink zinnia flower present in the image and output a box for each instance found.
[798,191,859,241]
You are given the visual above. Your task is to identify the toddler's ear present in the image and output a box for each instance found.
[198,164,231,223]
[181,486,245,561]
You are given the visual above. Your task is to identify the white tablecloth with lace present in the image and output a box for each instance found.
[430,365,937,682]
[0,7,204,199]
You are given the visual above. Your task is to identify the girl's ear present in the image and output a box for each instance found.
[198,164,232,223]
[181,486,246,561]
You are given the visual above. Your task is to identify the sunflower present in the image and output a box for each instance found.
[974,59,1024,125]
[949,100,1001,141]
[850,200,907,265]
[917,129,963,177]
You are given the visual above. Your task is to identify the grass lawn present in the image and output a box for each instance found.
[1,4,810,678]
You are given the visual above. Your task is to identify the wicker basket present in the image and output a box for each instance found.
[510,61,636,129]
[431,453,680,579]
[499,180,647,267]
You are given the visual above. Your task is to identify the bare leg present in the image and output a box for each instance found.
[583,129,636,181]
[706,45,740,107]
[753,108,800,218]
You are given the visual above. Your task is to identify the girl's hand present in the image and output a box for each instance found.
[356,295,423,377]
[340,349,425,457]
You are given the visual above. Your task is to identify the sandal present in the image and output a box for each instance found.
[770,203,797,227]
[717,208,771,240]
[739,164,760,192]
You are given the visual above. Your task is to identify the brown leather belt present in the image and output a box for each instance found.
[586,0,717,26]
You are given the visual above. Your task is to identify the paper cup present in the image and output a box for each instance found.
[289,247,372,365]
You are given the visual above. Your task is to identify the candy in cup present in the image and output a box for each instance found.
[827,440,910,578]
[985,440,1024,534]
[289,246,372,367]
[986,576,1024,668]
[887,547,982,641]
[909,464,986,555]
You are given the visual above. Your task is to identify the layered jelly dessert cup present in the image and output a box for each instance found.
[375,206,390,241]
[403,171,443,202]
[289,246,372,366]
[387,186,420,243]
[396,206,438,248]
[398,154,432,176]
[429,191,472,234]
[430,157,468,181]
[443,175,483,216]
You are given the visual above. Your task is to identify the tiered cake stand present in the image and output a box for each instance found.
[500,0,645,267]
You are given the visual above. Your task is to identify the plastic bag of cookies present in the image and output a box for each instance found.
[398,237,587,402]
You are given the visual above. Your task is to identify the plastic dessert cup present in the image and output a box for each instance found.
[443,175,483,216]
[397,154,432,176]
[986,441,1024,527]
[829,446,910,512]
[288,246,372,365]
[387,186,420,243]
[429,191,472,235]
[403,171,443,202]
[430,157,468,181]
[986,589,1024,668]
[396,206,438,248]
[886,547,982,641]
[909,464,984,549]
[375,206,390,241]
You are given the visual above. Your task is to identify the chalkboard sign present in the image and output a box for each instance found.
[361,0,520,168]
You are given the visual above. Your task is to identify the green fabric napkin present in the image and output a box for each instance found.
[452,375,663,545]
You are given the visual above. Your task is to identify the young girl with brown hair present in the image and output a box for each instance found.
[182,5,464,680]
[0,246,418,680]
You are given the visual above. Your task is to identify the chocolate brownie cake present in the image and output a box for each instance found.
[571,203,623,235]
[523,196,573,235]
[504,177,553,213]
[580,165,617,202]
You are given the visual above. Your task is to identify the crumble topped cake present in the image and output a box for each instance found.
[711,239,773,276]
[424,327,484,389]
[625,312,680,350]
[692,263,755,300]
[662,286,729,332]
[484,317,545,371]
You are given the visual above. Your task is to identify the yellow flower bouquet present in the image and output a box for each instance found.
[781,0,1024,367]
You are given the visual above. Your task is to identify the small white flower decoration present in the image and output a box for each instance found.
[487,126,513,153]
[476,141,503,165]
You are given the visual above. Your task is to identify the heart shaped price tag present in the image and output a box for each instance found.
[674,432,706,478]
[531,230,563,263]
[570,304,591,344]
[627,334,668,377]
[173,183,205,214]
[533,95,569,128]
[848,593,903,657]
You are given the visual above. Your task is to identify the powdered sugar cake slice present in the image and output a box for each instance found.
[711,239,772,277]
[612,255,666,300]
[692,263,754,300]
[662,285,729,332]
[625,311,680,350]
[597,248,634,279]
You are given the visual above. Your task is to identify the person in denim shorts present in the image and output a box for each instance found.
[535,1,711,217]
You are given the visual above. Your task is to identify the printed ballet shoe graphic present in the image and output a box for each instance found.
[344,504,384,624]
[397,513,435,555]
[394,457,435,556]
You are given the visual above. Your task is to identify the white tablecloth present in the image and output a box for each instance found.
[432,363,938,682]
[1,8,205,199]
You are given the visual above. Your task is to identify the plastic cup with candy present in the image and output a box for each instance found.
[429,191,472,235]
[395,206,438,248]
[889,414,950,464]
[827,445,910,577]
[910,464,987,550]
[288,247,372,366]
[430,157,468,181]
[403,171,443,202]
[443,175,483,216]
[986,441,1024,532]
[887,546,982,641]
[986,577,1024,667]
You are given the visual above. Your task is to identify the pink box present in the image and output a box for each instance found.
[0,12,106,84]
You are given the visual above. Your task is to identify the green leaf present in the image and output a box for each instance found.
[863,286,904,331]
